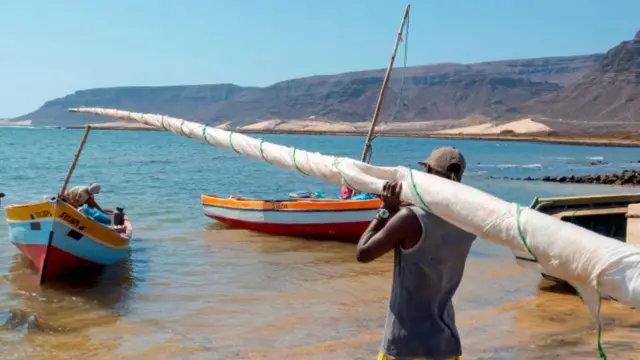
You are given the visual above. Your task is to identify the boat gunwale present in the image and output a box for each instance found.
[5,200,132,249]
[532,193,640,210]
[516,194,639,281]
[201,193,383,212]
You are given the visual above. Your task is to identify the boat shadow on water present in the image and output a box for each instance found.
[0,252,138,335]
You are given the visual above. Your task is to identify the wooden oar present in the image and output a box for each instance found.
[40,126,92,285]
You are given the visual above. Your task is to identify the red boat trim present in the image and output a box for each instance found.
[207,214,370,241]
[13,243,101,281]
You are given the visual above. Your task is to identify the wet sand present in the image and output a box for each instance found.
[1,226,639,359]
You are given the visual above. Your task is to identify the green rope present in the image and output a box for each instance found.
[180,120,187,136]
[202,125,213,145]
[516,204,606,359]
[332,157,355,189]
[160,116,168,131]
[228,131,240,154]
[595,299,607,360]
[515,204,537,261]
[291,148,308,175]
[258,139,271,164]
[573,288,607,360]
[408,169,430,211]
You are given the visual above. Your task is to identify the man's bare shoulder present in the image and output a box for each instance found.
[394,207,423,232]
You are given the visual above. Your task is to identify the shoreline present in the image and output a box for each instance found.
[64,124,640,148]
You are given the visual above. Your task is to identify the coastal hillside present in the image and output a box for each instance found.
[15,55,601,127]
[518,30,640,131]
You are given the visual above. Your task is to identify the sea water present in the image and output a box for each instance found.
[0,127,639,359]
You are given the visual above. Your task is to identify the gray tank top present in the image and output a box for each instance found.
[381,206,476,359]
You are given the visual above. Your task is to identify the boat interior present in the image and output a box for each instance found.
[60,201,132,239]
[530,193,640,245]
[226,195,377,203]
[100,209,133,238]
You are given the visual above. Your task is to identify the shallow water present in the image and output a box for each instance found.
[1,127,639,359]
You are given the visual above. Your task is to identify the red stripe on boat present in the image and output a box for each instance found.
[207,214,369,242]
[13,243,100,281]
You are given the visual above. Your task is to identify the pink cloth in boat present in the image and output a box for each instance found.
[340,186,354,199]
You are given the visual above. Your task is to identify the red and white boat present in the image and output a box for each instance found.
[201,194,383,242]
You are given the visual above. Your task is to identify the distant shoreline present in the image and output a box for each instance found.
[62,123,640,148]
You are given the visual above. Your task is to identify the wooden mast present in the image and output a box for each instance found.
[57,126,92,197]
[40,125,92,284]
[360,4,410,163]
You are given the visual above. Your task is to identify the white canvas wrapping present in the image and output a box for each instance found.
[69,108,640,329]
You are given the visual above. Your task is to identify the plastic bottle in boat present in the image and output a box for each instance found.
[113,207,125,226]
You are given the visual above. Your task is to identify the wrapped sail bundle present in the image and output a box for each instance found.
[69,107,640,349]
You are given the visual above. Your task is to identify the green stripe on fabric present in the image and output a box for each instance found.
[202,125,213,145]
[408,169,430,211]
[259,139,271,164]
[518,204,606,359]
[180,120,187,136]
[292,148,308,175]
[229,131,240,154]
[332,157,355,189]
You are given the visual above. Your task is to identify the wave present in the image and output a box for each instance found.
[465,170,488,176]
[476,164,542,169]
[586,156,604,160]
[0,125,37,129]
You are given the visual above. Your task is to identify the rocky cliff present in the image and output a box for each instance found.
[517,30,640,131]
[15,55,602,127]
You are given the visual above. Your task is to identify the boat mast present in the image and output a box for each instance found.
[360,4,410,163]
[40,125,92,285]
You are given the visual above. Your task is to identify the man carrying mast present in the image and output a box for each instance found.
[355,147,475,360]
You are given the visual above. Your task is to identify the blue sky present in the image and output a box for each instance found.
[0,0,638,117]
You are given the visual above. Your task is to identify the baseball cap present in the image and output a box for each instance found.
[88,183,101,194]
[418,146,466,178]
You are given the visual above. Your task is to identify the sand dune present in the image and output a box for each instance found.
[0,119,32,126]
[435,123,495,134]
[215,121,231,129]
[238,114,494,133]
[77,121,155,130]
[240,119,359,132]
[435,118,553,135]
[79,116,553,136]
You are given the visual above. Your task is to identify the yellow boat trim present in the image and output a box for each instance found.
[5,201,130,249]
[4,201,54,221]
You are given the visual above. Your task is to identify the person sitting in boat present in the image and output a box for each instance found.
[340,185,377,200]
[62,183,104,212]
[340,185,354,199]
[62,183,113,225]
[355,146,475,360]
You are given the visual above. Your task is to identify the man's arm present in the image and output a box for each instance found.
[93,201,105,213]
[86,196,105,213]
[356,207,420,263]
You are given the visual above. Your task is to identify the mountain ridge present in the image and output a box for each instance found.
[13,53,607,128]
[515,31,640,131]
